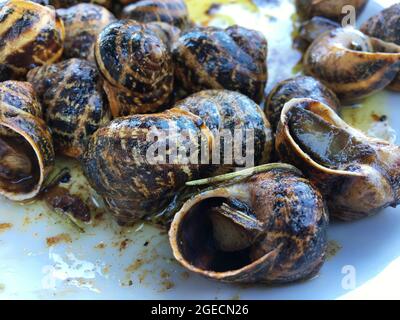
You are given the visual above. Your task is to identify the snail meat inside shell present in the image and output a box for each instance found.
[276,98,400,221]
[0,81,54,201]
[169,164,328,284]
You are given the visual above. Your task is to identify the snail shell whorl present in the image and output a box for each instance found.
[27,58,111,159]
[0,0,65,81]
[304,27,400,101]
[175,90,273,175]
[82,108,213,225]
[169,165,328,284]
[172,25,268,104]
[122,0,190,29]
[266,76,341,131]
[57,3,116,61]
[0,81,54,201]
[95,20,174,117]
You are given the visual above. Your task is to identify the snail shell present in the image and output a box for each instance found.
[296,0,368,21]
[276,98,400,221]
[121,0,190,30]
[175,90,273,175]
[265,76,340,131]
[298,16,340,46]
[172,25,268,104]
[304,27,400,101]
[361,4,400,91]
[82,108,213,225]
[0,81,54,201]
[57,3,116,61]
[169,164,328,284]
[44,1,112,8]
[0,0,65,81]
[27,58,111,159]
[146,21,181,52]
[95,20,174,117]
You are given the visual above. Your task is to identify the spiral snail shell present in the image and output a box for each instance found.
[27,58,111,159]
[265,76,340,131]
[57,3,116,61]
[169,164,328,284]
[95,19,174,117]
[0,81,54,201]
[276,98,400,221]
[122,0,190,30]
[175,90,273,175]
[41,0,112,8]
[295,0,368,21]
[82,108,213,225]
[361,4,400,91]
[304,27,400,101]
[0,0,65,81]
[172,25,268,104]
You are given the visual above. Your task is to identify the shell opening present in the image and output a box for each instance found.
[177,197,263,273]
[0,131,40,195]
[287,102,375,170]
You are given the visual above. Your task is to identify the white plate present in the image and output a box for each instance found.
[1,0,400,300]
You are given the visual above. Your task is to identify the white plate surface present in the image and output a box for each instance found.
[1,0,400,300]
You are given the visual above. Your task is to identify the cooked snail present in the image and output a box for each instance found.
[27,58,110,159]
[298,16,340,46]
[266,76,340,131]
[95,20,174,117]
[361,3,400,91]
[276,98,400,221]
[172,25,268,104]
[43,1,112,8]
[0,0,65,81]
[82,108,213,225]
[169,164,328,284]
[57,3,116,61]
[121,0,190,30]
[296,0,368,21]
[0,81,54,201]
[175,90,273,175]
[304,27,400,101]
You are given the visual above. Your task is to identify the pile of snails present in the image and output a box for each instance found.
[0,0,399,285]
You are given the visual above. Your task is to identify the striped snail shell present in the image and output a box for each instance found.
[304,27,400,101]
[0,0,65,81]
[276,98,400,221]
[121,0,190,30]
[175,90,273,175]
[44,1,112,8]
[265,76,341,131]
[27,58,111,159]
[361,3,400,91]
[57,3,116,61]
[82,108,213,225]
[95,19,174,117]
[169,164,328,284]
[172,25,268,104]
[0,80,54,201]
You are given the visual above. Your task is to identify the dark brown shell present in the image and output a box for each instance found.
[296,0,368,21]
[0,81,55,201]
[172,25,268,104]
[146,21,181,51]
[304,27,400,101]
[82,108,213,225]
[265,76,340,131]
[95,20,174,117]
[361,4,400,91]
[121,0,190,30]
[27,58,110,159]
[44,0,112,8]
[276,98,400,221]
[0,0,65,81]
[175,90,273,175]
[169,164,328,284]
[57,3,116,61]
